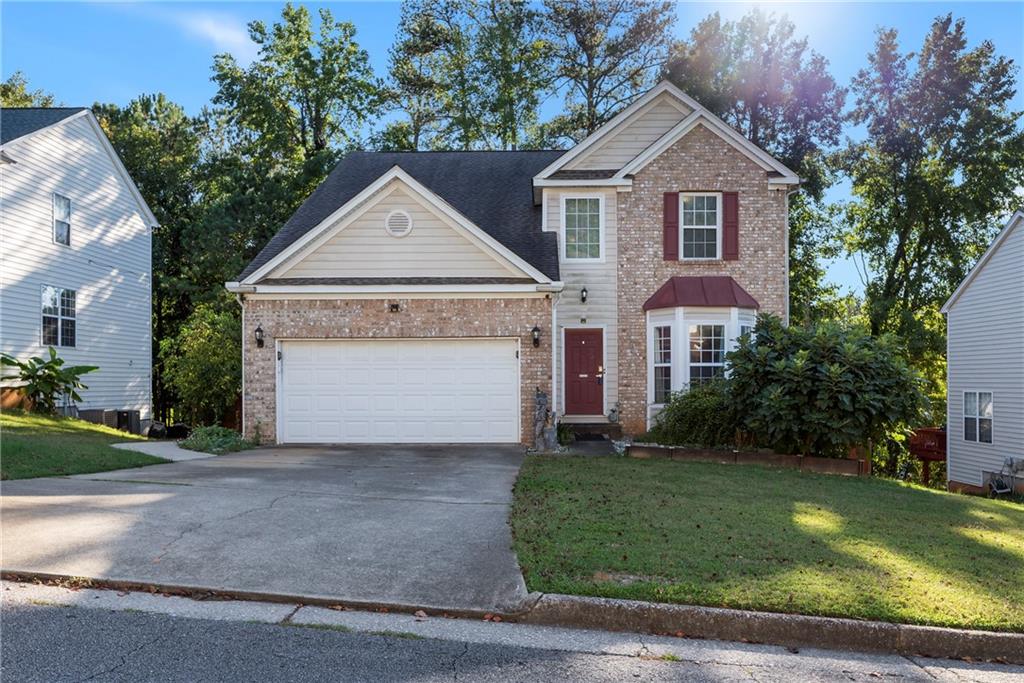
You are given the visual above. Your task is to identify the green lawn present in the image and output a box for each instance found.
[511,456,1024,632]
[1,411,167,480]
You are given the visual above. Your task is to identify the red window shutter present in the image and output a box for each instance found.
[663,192,679,261]
[722,191,739,260]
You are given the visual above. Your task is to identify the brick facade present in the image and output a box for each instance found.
[616,126,790,435]
[241,296,552,445]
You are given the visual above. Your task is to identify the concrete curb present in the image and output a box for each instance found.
[520,594,1024,664]
[0,570,527,622]
[5,570,1020,664]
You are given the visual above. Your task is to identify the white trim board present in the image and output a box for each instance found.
[941,210,1024,313]
[242,166,552,286]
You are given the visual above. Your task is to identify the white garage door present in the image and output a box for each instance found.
[279,338,520,444]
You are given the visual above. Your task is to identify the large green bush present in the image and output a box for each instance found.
[0,348,97,414]
[646,380,735,448]
[728,315,926,458]
[179,425,253,455]
[160,305,241,425]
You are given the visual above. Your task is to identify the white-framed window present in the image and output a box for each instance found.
[680,192,721,260]
[688,323,725,386]
[963,391,993,444]
[53,193,71,246]
[653,325,672,404]
[41,285,76,348]
[562,195,603,260]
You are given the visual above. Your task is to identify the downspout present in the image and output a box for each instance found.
[785,186,801,325]
[551,290,559,425]
[235,293,246,440]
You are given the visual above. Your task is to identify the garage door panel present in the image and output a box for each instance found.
[280,339,519,444]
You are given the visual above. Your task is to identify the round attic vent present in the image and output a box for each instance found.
[384,210,413,237]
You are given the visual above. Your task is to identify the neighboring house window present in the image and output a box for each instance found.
[53,193,71,246]
[688,324,725,385]
[653,325,672,404]
[680,193,720,259]
[963,391,993,444]
[563,196,602,259]
[41,285,76,347]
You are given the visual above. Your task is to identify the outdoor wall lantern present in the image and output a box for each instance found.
[254,325,265,348]
[532,325,541,348]
[580,286,588,304]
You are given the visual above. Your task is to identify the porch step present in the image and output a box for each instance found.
[564,422,623,440]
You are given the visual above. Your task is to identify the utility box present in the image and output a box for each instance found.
[116,410,141,435]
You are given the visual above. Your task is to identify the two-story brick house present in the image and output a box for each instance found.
[227,81,798,445]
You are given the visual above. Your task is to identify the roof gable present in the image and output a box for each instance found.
[535,81,799,186]
[270,179,527,281]
[238,150,562,282]
[942,210,1024,313]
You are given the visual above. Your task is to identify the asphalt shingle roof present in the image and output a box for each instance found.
[1,108,86,145]
[238,150,567,282]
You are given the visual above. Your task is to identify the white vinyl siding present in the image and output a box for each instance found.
[0,114,152,417]
[946,218,1024,487]
[543,187,619,416]
[278,183,521,280]
[566,94,691,171]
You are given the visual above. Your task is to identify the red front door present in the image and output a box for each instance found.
[565,329,604,415]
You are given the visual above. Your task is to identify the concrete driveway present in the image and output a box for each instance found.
[0,445,528,612]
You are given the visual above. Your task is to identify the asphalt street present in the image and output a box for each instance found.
[2,597,1021,683]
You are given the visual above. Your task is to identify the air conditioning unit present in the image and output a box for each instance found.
[117,410,141,435]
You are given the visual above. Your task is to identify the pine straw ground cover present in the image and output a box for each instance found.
[510,456,1024,632]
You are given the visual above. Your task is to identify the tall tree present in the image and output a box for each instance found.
[1,71,55,107]
[663,10,848,323]
[430,0,486,149]
[838,15,1024,353]
[378,2,451,150]
[93,95,204,421]
[539,0,675,145]
[206,3,384,281]
[474,0,551,150]
[211,2,382,165]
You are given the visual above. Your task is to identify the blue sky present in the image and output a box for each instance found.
[3,2,1021,294]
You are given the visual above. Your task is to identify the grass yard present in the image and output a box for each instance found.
[511,456,1024,632]
[1,411,167,480]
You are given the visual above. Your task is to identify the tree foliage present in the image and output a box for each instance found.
[159,305,242,426]
[1,71,55,107]
[537,0,675,144]
[728,315,926,458]
[837,15,1024,349]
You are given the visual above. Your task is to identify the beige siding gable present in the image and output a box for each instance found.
[566,94,691,171]
[277,182,524,280]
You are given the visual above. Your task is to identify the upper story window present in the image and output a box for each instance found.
[680,193,720,260]
[53,193,71,246]
[964,391,993,443]
[563,196,603,260]
[41,285,76,348]
[688,323,725,386]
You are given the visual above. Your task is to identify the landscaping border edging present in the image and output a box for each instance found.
[521,594,1024,664]
[628,444,868,476]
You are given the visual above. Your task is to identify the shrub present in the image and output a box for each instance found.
[179,425,253,455]
[0,348,97,414]
[728,315,926,458]
[160,305,241,425]
[646,380,735,448]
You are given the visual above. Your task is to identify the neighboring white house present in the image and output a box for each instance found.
[941,210,1024,494]
[0,107,156,426]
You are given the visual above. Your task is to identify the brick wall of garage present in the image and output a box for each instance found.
[616,125,790,436]
[241,296,553,445]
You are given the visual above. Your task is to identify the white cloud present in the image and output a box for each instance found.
[173,11,259,64]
